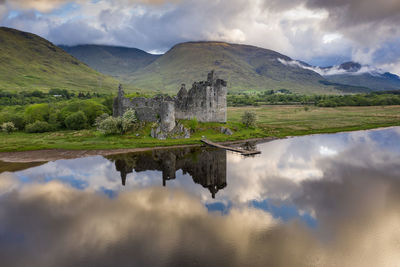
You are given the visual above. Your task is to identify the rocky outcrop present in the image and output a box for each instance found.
[220,127,233,135]
[151,122,190,140]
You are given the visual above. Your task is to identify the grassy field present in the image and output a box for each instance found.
[228,105,400,137]
[1,105,399,152]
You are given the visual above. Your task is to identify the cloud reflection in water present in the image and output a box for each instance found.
[1,127,400,266]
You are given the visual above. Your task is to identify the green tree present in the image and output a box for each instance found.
[24,103,51,123]
[65,111,88,130]
[242,111,257,128]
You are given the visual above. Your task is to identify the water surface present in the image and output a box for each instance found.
[1,127,400,266]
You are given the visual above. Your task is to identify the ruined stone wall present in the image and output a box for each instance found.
[175,71,227,123]
[113,71,228,127]
[113,86,174,122]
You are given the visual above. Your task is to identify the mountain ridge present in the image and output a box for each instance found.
[59,44,160,78]
[1,26,399,94]
[0,27,120,93]
[61,41,400,94]
[320,61,400,91]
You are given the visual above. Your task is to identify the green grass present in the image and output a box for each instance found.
[228,105,400,137]
[0,27,127,94]
[1,105,399,152]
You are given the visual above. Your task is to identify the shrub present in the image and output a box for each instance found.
[94,113,109,127]
[25,121,53,133]
[188,117,198,131]
[122,108,137,124]
[118,118,131,134]
[65,111,88,130]
[1,122,16,133]
[6,114,25,130]
[97,109,136,135]
[242,111,257,128]
[97,116,119,135]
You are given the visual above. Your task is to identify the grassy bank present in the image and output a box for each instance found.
[228,105,400,137]
[1,105,400,152]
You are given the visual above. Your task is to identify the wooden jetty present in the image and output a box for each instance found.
[201,139,261,156]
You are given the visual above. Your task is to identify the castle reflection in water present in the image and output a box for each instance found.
[106,147,227,198]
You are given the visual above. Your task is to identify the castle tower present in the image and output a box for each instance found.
[113,84,126,117]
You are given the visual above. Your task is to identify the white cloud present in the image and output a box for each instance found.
[277,57,392,76]
[0,0,399,69]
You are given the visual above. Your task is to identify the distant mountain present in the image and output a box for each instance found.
[321,61,400,91]
[59,45,160,78]
[4,26,395,95]
[65,41,392,94]
[0,27,120,93]
[126,41,341,94]
[336,62,362,72]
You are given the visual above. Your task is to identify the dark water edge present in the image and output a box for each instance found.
[1,127,400,266]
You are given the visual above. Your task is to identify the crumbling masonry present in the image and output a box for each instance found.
[113,71,227,132]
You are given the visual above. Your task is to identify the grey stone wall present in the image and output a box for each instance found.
[113,71,228,130]
[114,92,167,122]
[175,71,227,123]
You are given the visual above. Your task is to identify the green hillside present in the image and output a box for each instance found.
[0,27,120,93]
[127,42,338,94]
[59,45,160,78]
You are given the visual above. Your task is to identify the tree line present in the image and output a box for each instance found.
[0,89,107,106]
[227,90,400,107]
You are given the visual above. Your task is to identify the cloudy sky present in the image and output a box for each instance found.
[0,0,400,73]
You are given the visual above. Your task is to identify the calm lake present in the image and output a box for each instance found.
[1,127,400,266]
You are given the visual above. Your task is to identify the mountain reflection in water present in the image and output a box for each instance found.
[1,127,400,266]
[107,147,227,198]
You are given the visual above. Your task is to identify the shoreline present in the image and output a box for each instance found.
[0,137,275,163]
[1,124,399,163]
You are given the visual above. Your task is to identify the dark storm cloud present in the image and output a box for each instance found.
[0,0,400,72]
[305,0,400,25]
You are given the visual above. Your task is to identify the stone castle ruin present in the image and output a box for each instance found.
[113,71,227,137]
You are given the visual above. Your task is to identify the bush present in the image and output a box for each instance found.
[97,109,136,135]
[242,111,257,128]
[188,117,198,131]
[97,116,119,135]
[25,121,53,133]
[0,113,25,130]
[1,122,16,133]
[122,108,137,124]
[95,113,109,127]
[65,111,88,130]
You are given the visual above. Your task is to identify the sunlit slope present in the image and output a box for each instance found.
[0,27,120,93]
[127,42,336,94]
